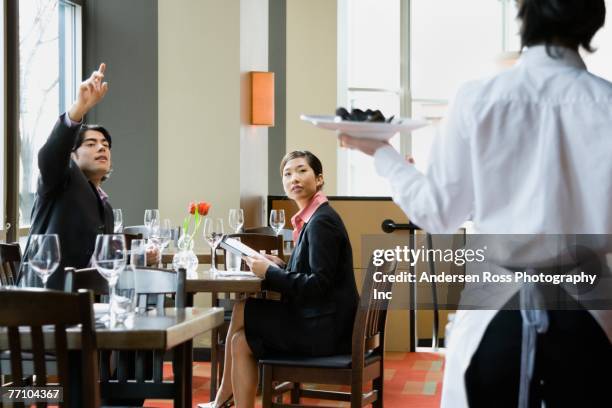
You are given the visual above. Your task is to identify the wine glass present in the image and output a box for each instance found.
[113,209,123,233]
[158,219,172,251]
[203,217,224,273]
[144,209,160,237]
[228,209,244,233]
[269,209,285,236]
[28,234,61,288]
[92,234,127,326]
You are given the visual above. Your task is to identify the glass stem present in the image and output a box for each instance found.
[212,247,216,272]
[109,281,117,325]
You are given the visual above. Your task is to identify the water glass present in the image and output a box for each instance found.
[228,209,244,233]
[158,219,172,252]
[226,237,242,272]
[113,265,137,325]
[28,234,61,288]
[203,217,224,273]
[270,209,285,236]
[130,239,147,267]
[113,209,123,233]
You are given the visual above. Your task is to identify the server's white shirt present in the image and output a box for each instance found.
[375,45,612,235]
[374,45,612,408]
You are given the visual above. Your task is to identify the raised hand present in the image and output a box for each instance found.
[68,63,109,122]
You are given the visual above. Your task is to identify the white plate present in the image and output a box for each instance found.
[300,114,429,141]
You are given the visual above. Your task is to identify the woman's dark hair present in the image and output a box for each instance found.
[280,150,324,190]
[72,124,113,151]
[518,0,606,53]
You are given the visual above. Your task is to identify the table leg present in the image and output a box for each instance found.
[173,340,193,408]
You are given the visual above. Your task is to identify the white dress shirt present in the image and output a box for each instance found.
[375,45,612,235]
[374,45,612,408]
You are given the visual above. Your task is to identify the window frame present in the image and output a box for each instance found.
[3,0,83,242]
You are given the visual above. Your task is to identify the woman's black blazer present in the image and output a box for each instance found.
[264,202,359,353]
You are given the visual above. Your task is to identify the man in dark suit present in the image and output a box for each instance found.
[22,63,112,289]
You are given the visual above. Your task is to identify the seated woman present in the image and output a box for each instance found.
[199,150,359,408]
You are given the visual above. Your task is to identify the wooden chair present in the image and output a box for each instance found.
[0,243,21,286]
[0,288,100,408]
[259,257,398,408]
[124,232,143,254]
[209,233,284,399]
[0,264,72,381]
[69,266,186,403]
[123,225,149,237]
[244,226,294,243]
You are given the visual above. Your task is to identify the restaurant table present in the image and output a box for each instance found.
[0,306,224,408]
[185,268,263,298]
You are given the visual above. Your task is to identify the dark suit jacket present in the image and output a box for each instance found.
[265,202,359,354]
[22,114,114,288]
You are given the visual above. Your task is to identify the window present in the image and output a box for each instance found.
[584,0,612,81]
[338,0,521,193]
[18,0,82,231]
[338,0,401,196]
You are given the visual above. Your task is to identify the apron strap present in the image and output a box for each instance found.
[518,273,549,408]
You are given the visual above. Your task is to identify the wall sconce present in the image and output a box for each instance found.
[250,71,275,126]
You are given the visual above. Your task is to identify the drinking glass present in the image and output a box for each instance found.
[28,234,61,288]
[228,209,244,233]
[92,234,127,325]
[113,209,123,233]
[113,265,137,325]
[144,209,160,237]
[226,237,242,272]
[129,239,147,267]
[203,217,224,273]
[269,209,285,236]
[158,219,172,253]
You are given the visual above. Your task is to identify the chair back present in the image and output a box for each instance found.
[0,288,100,407]
[133,267,187,310]
[351,257,398,366]
[70,267,186,312]
[67,267,109,296]
[123,232,143,253]
[0,243,21,286]
[123,225,149,237]
[244,226,293,242]
[217,233,284,269]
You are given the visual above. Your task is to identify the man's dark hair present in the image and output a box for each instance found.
[280,150,324,190]
[72,124,112,151]
[518,0,606,53]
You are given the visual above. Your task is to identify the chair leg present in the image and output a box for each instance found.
[351,382,362,408]
[291,382,300,404]
[373,376,384,408]
[262,365,273,408]
[210,328,219,399]
[218,345,225,381]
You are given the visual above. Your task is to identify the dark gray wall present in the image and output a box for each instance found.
[84,0,158,226]
[268,0,286,195]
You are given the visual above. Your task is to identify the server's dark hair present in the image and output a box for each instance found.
[280,150,324,190]
[518,0,606,54]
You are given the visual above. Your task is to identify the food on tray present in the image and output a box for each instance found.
[335,107,395,123]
